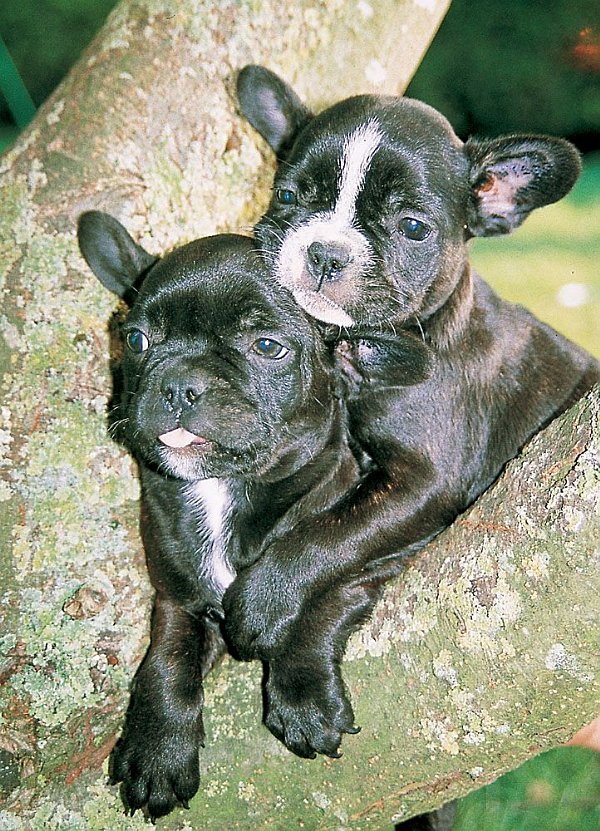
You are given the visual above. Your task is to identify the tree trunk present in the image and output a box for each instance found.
[2,0,598,828]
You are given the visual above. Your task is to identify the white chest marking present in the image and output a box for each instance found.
[185,478,236,597]
[334,121,383,224]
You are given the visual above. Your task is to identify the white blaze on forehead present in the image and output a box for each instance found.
[334,120,383,223]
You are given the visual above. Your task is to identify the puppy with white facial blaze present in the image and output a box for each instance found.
[78,213,373,818]
[229,65,600,726]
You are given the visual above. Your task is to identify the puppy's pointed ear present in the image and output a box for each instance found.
[77,211,157,299]
[236,65,312,159]
[465,135,581,237]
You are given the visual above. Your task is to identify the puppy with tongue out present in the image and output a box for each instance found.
[77,212,363,820]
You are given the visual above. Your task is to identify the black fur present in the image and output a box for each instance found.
[78,215,373,817]
[231,65,600,818]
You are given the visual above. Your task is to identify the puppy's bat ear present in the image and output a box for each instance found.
[465,135,581,237]
[236,65,312,159]
[77,211,158,299]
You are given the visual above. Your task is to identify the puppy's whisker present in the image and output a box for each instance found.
[108,417,129,437]
[413,316,426,342]
[235,224,259,236]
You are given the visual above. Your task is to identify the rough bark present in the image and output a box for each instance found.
[1,0,598,828]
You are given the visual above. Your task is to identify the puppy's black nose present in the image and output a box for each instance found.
[307,240,351,288]
[161,370,207,411]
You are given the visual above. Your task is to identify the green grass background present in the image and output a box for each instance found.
[472,155,600,358]
[455,747,600,831]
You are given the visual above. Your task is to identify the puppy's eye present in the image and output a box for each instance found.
[399,217,431,241]
[126,329,149,353]
[275,188,297,206]
[251,338,289,360]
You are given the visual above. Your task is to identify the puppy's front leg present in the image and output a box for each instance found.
[263,576,381,759]
[110,595,223,819]
[224,449,442,660]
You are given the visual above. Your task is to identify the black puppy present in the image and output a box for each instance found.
[77,213,375,818]
[225,65,600,732]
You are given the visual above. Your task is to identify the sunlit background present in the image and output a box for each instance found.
[1,1,599,829]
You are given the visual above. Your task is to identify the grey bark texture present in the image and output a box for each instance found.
[1,0,598,829]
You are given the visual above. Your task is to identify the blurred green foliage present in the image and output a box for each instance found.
[455,748,600,831]
[0,0,117,118]
[407,0,600,149]
[0,34,36,127]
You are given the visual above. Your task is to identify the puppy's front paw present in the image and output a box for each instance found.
[110,721,201,820]
[264,660,359,759]
[223,559,302,660]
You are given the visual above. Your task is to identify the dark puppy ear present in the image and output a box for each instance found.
[77,211,157,298]
[236,65,312,159]
[465,135,581,237]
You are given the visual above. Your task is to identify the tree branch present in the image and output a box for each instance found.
[4,1,596,828]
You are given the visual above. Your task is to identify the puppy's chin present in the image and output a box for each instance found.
[290,286,355,328]
[157,444,216,481]
[155,441,262,482]
[127,422,267,482]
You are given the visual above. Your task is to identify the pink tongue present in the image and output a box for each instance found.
[159,428,206,448]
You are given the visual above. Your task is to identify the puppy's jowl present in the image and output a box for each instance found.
[232,65,600,708]
[78,214,373,818]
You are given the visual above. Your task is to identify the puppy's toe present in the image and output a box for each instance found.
[264,669,357,759]
[146,787,179,822]
[121,774,151,816]
[265,703,326,759]
[108,739,131,785]
[169,758,202,808]
[110,727,201,819]
[271,703,348,759]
